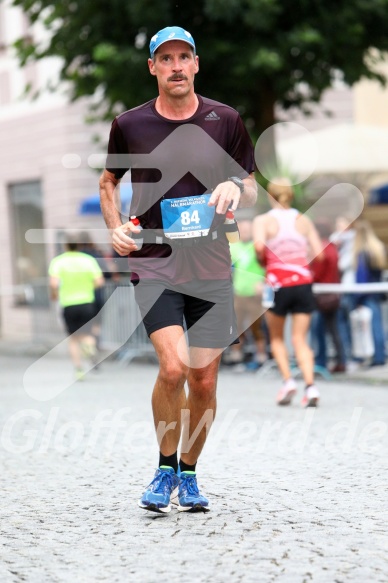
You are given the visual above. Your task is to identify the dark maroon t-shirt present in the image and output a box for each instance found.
[106,94,255,283]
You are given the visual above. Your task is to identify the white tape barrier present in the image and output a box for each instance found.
[313,282,388,294]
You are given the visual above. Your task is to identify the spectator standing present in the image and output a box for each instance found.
[229,219,267,370]
[353,220,387,366]
[330,216,356,364]
[49,236,104,380]
[311,221,346,373]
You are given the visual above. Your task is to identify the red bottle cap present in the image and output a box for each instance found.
[130,216,140,226]
[226,210,234,220]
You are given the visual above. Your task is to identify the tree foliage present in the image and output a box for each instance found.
[11,0,388,137]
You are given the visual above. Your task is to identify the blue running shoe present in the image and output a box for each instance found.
[138,466,179,513]
[177,471,210,513]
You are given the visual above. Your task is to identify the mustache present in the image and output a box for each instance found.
[167,74,188,82]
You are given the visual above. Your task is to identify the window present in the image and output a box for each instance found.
[8,181,48,305]
[0,71,11,105]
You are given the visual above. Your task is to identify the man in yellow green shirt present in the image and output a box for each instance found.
[49,236,104,379]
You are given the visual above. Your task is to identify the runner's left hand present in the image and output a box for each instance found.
[208,181,240,214]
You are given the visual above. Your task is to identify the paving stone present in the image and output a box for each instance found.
[0,356,387,582]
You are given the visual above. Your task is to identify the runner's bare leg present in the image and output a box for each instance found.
[150,325,189,455]
[180,348,221,465]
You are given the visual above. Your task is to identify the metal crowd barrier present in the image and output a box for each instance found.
[28,279,65,346]
[99,280,157,364]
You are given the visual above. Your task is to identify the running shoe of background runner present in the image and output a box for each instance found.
[301,385,320,407]
[276,378,297,405]
[75,368,85,381]
[138,466,179,513]
[177,471,210,512]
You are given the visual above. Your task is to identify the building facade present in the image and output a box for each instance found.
[0,2,109,341]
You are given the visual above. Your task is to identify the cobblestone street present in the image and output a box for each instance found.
[0,355,387,582]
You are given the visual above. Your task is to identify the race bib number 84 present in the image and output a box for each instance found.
[160,194,215,239]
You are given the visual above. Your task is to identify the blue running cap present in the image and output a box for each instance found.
[150,26,196,58]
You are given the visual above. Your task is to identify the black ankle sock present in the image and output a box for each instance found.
[179,459,197,473]
[159,452,178,473]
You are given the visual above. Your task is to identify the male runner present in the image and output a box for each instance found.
[99,26,257,512]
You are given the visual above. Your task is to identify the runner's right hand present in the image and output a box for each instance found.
[111,222,141,256]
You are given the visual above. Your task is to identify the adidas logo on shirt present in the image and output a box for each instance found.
[205,111,220,121]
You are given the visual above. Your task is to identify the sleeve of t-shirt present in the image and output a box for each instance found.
[227,113,255,178]
[89,256,104,278]
[48,257,60,278]
[106,117,129,180]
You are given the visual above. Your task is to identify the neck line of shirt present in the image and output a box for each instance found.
[152,94,203,123]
